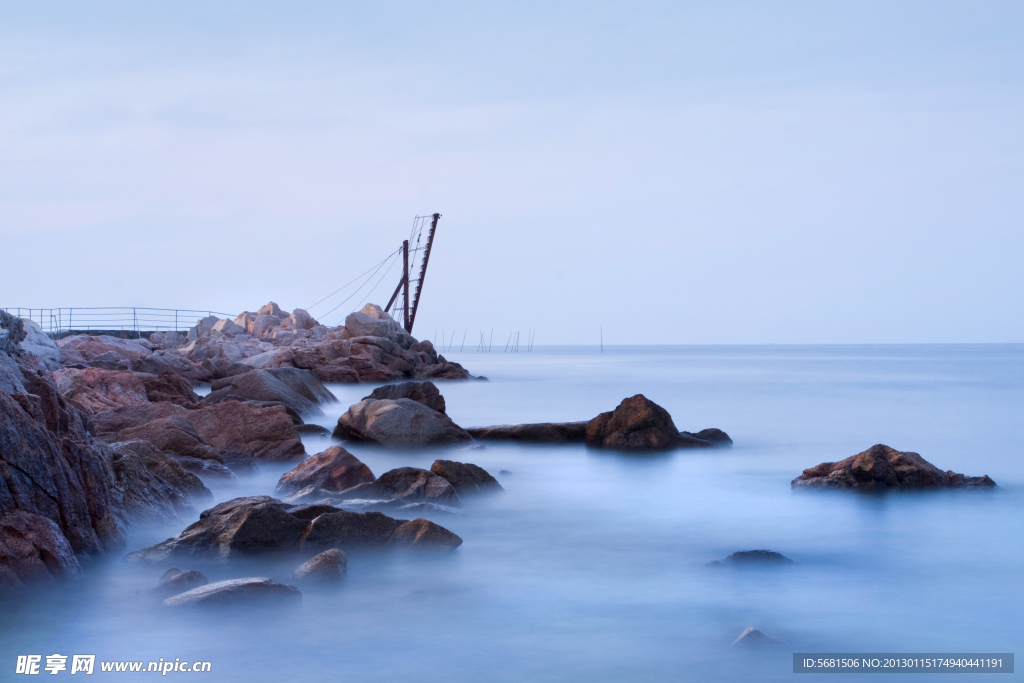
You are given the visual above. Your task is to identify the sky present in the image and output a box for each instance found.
[1,1,1022,344]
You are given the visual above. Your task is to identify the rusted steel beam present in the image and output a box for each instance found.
[407,213,439,334]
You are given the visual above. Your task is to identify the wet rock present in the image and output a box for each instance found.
[293,548,347,582]
[499,470,512,476]
[162,577,301,608]
[127,496,463,560]
[109,441,211,502]
[0,512,81,585]
[108,442,193,521]
[792,444,997,491]
[388,518,464,551]
[333,398,471,445]
[102,411,225,464]
[295,424,331,436]
[685,428,733,446]
[338,467,461,507]
[364,381,446,414]
[204,367,336,417]
[707,550,794,566]
[429,460,503,495]
[275,446,376,501]
[732,627,787,648]
[153,567,208,597]
[466,422,588,443]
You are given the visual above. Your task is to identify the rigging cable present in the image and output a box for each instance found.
[306,248,401,311]
[318,249,401,320]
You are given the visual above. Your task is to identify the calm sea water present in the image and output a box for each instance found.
[3,345,1022,681]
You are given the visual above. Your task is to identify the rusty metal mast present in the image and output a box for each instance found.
[384,213,440,335]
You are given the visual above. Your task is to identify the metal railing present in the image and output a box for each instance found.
[1,307,237,339]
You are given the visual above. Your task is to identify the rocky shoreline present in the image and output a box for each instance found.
[0,304,999,607]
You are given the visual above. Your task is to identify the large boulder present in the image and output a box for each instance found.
[141,371,199,407]
[467,422,588,443]
[128,496,462,560]
[333,398,471,445]
[430,460,502,495]
[162,577,301,608]
[338,467,461,506]
[792,444,997,491]
[364,381,446,414]
[105,413,225,464]
[585,395,686,450]
[108,441,195,521]
[109,441,212,503]
[55,334,152,369]
[188,402,305,462]
[204,367,335,417]
[275,446,376,501]
[153,567,208,598]
[0,511,81,587]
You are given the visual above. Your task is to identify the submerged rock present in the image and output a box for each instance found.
[275,446,376,501]
[127,495,462,561]
[707,550,794,566]
[338,467,461,507]
[0,512,82,586]
[468,396,730,450]
[153,567,208,598]
[333,398,471,445]
[467,422,588,443]
[429,460,503,495]
[363,381,446,414]
[162,577,301,608]
[732,627,787,648]
[293,549,347,582]
[792,444,997,491]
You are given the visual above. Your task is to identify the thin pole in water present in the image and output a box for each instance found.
[460,330,466,352]
[600,325,603,353]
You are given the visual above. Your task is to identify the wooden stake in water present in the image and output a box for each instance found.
[600,325,603,353]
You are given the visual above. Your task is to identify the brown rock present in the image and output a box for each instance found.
[275,446,376,500]
[142,371,199,407]
[189,401,305,462]
[338,467,461,506]
[585,395,685,450]
[0,511,81,585]
[388,518,464,550]
[333,398,471,445]
[52,367,150,415]
[162,577,301,608]
[792,444,997,491]
[204,367,335,417]
[430,460,503,494]
[364,381,446,414]
[466,422,588,443]
[293,548,347,581]
[153,567,208,597]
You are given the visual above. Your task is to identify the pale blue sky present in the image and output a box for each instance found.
[1,2,1022,343]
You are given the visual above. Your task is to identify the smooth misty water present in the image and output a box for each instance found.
[2,345,1022,682]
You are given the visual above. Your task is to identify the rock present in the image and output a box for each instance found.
[585,395,686,450]
[364,381,446,414]
[293,548,346,582]
[275,446,376,501]
[153,567,208,597]
[18,320,61,370]
[467,422,588,443]
[686,428,733,446]
[55,335,152,369]
[251,315,282,340]
[108,441,193,521]
[388,518,464,551]
[343,311,398,340]
[211,319,245,337]
[128,496,462,560]
[707,550,794,566]
[257,302,286,318]
[131,350,211,382]
[162,577,301,608]
[429,460,503,495]
[333,398,471,445]
[106,413,225,464]
[499,470,512,475]
[295,424,331,436]
[188,401,305,462]
[148,331,186,350]
[732,627,787,648]
[0,311,27,356]
[338,467,461,506]
[0,511,82,585]
[0,356,124,558]
[791,444,997,491]
[204,367,335,417]
[289,309,317,331]
[109,441,212,503]
[52,368,150,414]
[142,371,199,407]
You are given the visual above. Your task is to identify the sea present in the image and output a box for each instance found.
[2,345,1021,681]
